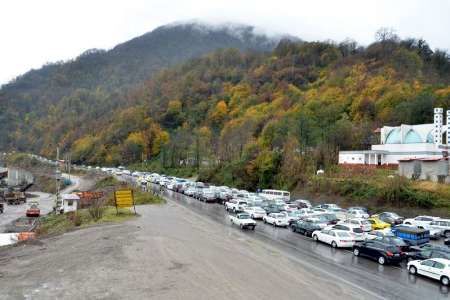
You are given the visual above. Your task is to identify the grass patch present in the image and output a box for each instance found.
[95,176,120,189]
[133,189,165,205]
[36,206,135,236]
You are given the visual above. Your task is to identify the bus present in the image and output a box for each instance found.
[259,189,290,202]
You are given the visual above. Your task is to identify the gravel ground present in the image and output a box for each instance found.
[0,200,380,300]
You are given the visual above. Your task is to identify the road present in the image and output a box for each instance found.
[0,174,88,233]
[159,186,450,299]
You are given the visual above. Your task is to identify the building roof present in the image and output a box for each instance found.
[62,193,80,200]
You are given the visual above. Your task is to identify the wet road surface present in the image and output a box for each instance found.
[160,187,450,299]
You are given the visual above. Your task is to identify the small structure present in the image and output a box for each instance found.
[62,193,80,213]
[398,157,450,183]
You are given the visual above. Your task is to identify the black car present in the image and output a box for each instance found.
[262,204,283,214]
[318,213,339,225]
[353,240,403,265]
[291,219,322,237]
[378,212,404,225]
[408,248,450,261]
[374,236,410,253]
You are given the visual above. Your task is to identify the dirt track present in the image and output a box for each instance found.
[0,200,379,300]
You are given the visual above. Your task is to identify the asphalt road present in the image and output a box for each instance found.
[0,174,89,233]
[156,185,450,299]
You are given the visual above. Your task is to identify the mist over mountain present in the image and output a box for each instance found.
[0,22,291,149]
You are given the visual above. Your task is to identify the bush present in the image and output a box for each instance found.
[88,198,106,221]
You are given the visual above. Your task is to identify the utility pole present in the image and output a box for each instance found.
[55,147,62,213]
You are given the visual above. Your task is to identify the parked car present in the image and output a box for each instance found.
[317,213,339,225]
[348,206,369,213]
[353,240,403,265]
[290,219,323,237]
[331,224,365,242]
[312,229,355,248]
[262,204,283,214]
[367,217,391,230]
[408,247,450,261]
[377,212,404,225]
[339,218,372,232]
[244,207,267,219]
[225,200,248,212]
[263,213,289,227]
[283,203,299,212]
[429,218,450,238]
[185,187,196,197]
[366,229,394,240]
[347,209,369,219]
[200,189,217,203]
[403,216,437,228]
[408,258,450,285]
[294,199,312,209]
[315,204,341,211]
[229,213,257,230]
[373,235,410,253]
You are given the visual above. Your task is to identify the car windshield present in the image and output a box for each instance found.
[239,214,250,219]
[353,228,363,233]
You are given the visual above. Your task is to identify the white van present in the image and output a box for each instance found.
[259,189,290,202]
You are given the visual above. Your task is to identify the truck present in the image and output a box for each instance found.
[4,189,26,205]
[229,212,257,230]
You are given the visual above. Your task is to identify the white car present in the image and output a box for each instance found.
[429,219,450,238]
[347,209,369,219]
[229,213,257,230]
[403,216,437,228]
[263,213,289,227]
[312,229,355,248]
[408,258,450,285]
[339,218,372,232]
[283,203,299,212]
[244,207,267,219]
[331,224,365,242]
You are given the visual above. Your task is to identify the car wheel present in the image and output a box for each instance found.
[291,226,296,232]
[240,224,243,229]
[251,226,255,230]
[313,235,318,241]
[353,248,360,256]
[378,256,386,265]
[331,241,337,248]
[445,231,450,238]
[441,276,450,286]
[409,266,417,275]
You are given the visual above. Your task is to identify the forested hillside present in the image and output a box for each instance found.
[3,27,450,192]
[0,22,281,150]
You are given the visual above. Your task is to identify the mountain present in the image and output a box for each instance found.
[0,22,288,151]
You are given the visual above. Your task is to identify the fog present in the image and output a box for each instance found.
[1,0,449,85]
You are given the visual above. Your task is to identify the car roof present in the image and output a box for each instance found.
[428,258,450,263]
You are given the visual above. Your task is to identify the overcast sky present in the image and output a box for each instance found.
[1,0,449,85]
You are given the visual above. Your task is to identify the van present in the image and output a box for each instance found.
[259,189,290,202]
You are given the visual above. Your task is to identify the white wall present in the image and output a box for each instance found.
[63,199,78,213]
[338,153,365,164]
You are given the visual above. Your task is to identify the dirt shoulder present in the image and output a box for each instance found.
[0,201,376,300]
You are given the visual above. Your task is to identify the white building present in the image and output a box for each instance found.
[339,108,450,166]
[61,193,80,213]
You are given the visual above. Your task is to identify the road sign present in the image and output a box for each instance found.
[115,189,134,208]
